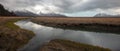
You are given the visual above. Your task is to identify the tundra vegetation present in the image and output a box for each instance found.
[32,17,120,34]
[40,39,111,51]
[0,17,35,51]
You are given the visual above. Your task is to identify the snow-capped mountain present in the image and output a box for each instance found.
[14,10,66,17]
[14,10,39,17]
[39,12,66,17]
[94,13,120,17]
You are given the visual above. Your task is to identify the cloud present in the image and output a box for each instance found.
[0,0,120,14]
[68,0,120,13]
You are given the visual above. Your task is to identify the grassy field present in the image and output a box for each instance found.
[0,17,35,51]
[40,39,111,51]
[32,17,120,34]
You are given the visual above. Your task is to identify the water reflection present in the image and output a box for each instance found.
[15,21,120,51]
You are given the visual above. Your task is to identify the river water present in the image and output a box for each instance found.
[15,20,120,51]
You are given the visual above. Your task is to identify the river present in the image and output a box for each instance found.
[15,20,120,51]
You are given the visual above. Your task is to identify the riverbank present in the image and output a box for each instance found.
[31,17,120,34]
[40,39,111,51]
[16,20,114,51]
[0,17,35,51]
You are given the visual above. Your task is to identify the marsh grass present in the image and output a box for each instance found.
[32,17,120,34]
[54,39,111,51]
[40,39,111,51]
[5,21,20,29]
[0,17,35,51]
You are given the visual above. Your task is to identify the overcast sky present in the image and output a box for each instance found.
[0,0,120,17]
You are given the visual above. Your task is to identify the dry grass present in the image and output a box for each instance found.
[40,39,111,51]
[32,17,120,34]
[32,17,120,25]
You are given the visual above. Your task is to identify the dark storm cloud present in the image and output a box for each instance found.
[0,0,120,13]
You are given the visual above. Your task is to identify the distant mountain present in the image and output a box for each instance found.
[94,13,120,17]
[39,12,66,17]
[14,10,66,17]
[14,11,39,17]
[0,4,66,17]
[0,4,16,16]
